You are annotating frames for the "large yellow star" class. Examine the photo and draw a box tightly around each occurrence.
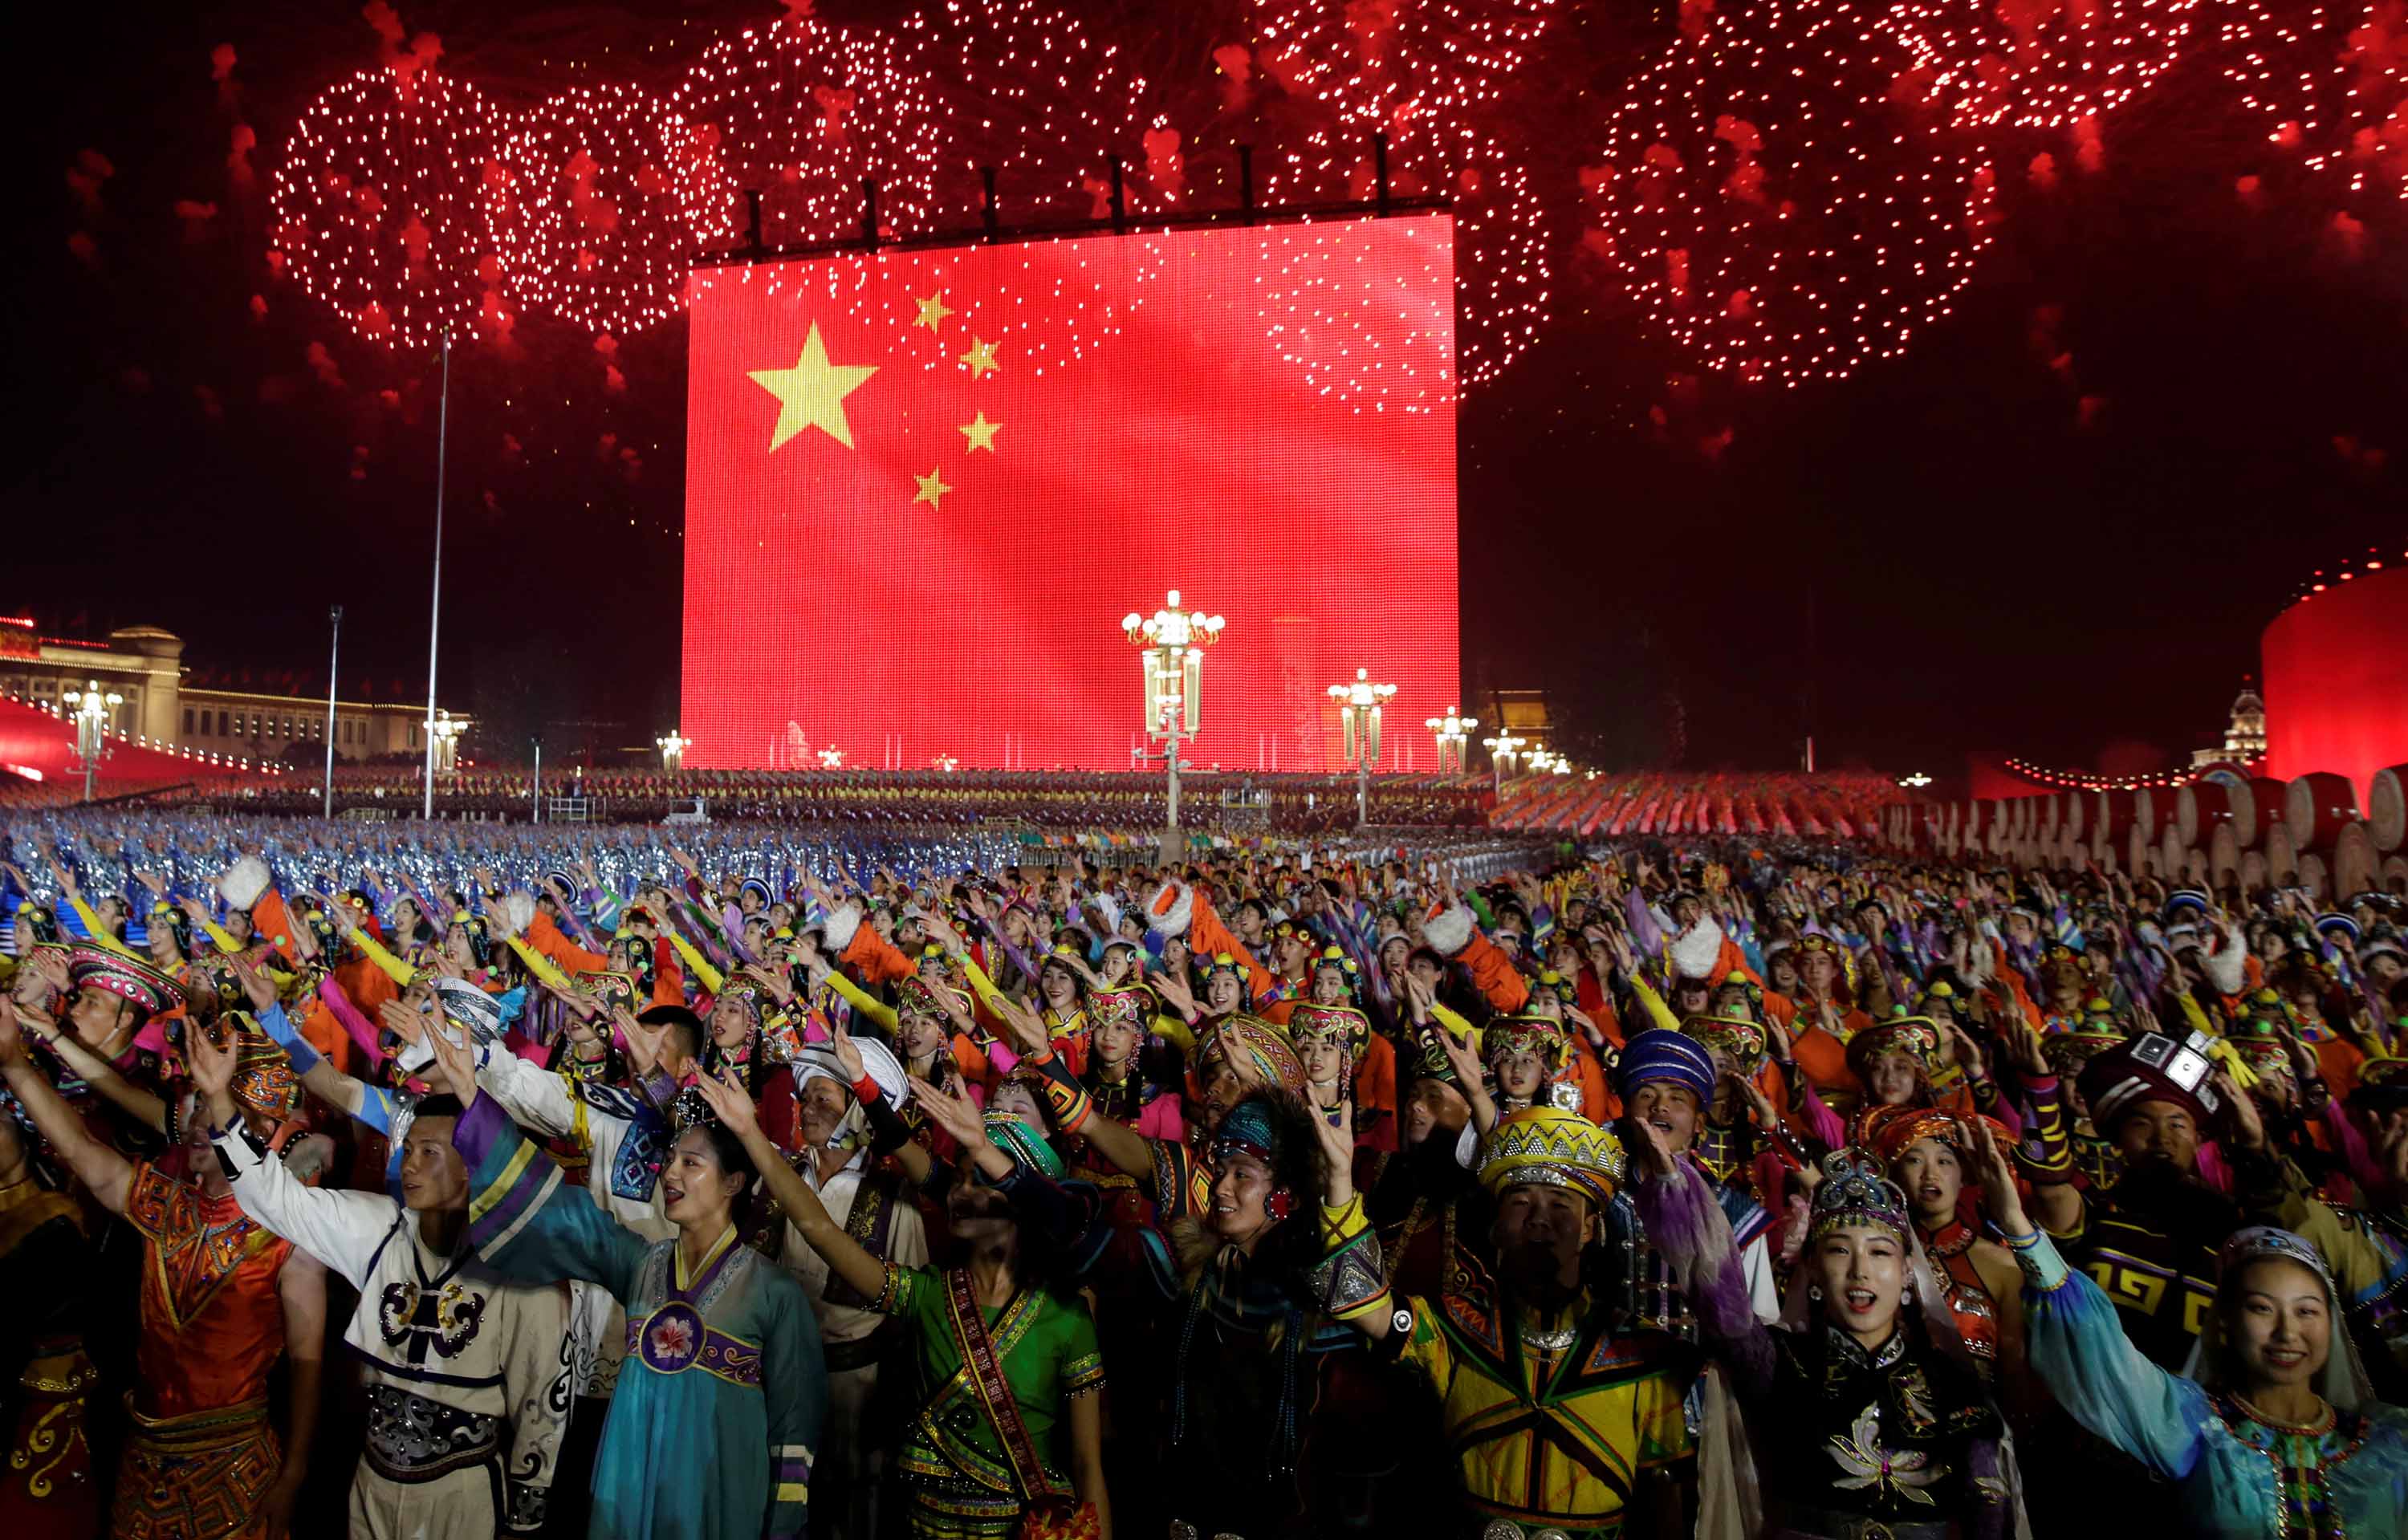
[912,467,953,509]
[958,335,1000,379]
[959,411,1002,453]
[913,291,954,332]
[748,323,877,451]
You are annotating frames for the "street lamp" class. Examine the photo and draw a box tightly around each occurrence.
[1898,772,1932,788]
[657,731,691,773]
[818,747,846,769]
[932,754,960,773]
[1426,706,1478,775]
[429,709,463,777]
[1121,590,1224,833]
[1327,668,1396,826]
[1481,732,1527,792]
[62,680,120,803]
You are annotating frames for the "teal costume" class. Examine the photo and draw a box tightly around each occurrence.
[2019,1228,2408,1539]
[453,1096,827,1540]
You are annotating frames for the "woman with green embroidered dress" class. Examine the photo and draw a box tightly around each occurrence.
[691,1067,1110,1540]
[1968,1119,2408,1539]
[423,1018,827,1540]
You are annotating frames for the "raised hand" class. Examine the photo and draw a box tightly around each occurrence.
[232,953,279,1014]
[691,1071,761,1143]
[1967,1119,2029,1234]
[909,1074,986,1147]
[423,1012,480,1107]
[1311,1097,1357,1205]
[828,1014,864,1085]
[185,1017,238,1102]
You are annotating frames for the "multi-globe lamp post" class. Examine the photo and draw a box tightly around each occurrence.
[63,680,121,803]
[1121,591,1224,835]
[657,731,690,773]
[429,709,464,778]
[1426,707,1478,775]
[1328,668,1396,827]
[1482,732,1527,793]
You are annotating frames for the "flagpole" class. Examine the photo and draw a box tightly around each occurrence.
[323,605,341,819]
[421,330,451,820]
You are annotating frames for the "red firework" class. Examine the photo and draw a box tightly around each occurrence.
[1884,0,2208,130]
[1259,120,1546,396]
[270,67,513,351]
[1249,0,1558,129]
[673,15,948,246]
[1591,0,1996,385]
[486,83,740,338]
[2223,0,2408,200]
[891,0,1154,225]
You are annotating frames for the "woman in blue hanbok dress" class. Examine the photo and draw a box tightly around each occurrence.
[430,1021,828,1540]
[1968,1121,2408,1539]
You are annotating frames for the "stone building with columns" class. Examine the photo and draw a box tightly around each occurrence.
[0,617,463,763]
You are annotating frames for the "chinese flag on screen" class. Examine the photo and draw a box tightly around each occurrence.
[681,214,1460,771]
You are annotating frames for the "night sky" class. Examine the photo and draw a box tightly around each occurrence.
[5,0,2400,776]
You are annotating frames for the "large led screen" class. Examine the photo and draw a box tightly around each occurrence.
[680,214,1459,771]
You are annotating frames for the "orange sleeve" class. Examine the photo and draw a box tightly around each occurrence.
[525,910,609,977]
[840,920,915,987]
[1351,1033,1397,1124]
[251,888,299,965]
[1456,930,1531,1014]
[1572,1040,1617,1122]
[1714,937,1763,990]
[651,936,683,1010]
[295,998,352,1078]
[1189,892,1272,996]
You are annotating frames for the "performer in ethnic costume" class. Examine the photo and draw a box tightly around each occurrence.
[712,1069,1108,1539]
[2,1000,328,1540]
[1978,1118,2408,1538]
[752,1034,927,1540]
[1616,1028,1783,1321]
[1633,1133,2023,1540]
[1858,1103,2027,1397]
[434,1021,826,1540]
[193,1016,571,1538]
[1335,1106,1702,1540]
[0,1091,98,1538]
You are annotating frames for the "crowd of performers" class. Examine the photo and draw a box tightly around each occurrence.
[2,812,2406,1540]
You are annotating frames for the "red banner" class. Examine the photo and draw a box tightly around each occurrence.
[679,215,1460,771]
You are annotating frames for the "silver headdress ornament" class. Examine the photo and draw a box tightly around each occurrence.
[1807,1147,1912,1245]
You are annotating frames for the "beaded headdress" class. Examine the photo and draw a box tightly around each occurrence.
[1681,1013,1768,1075]
[1476,1107,1626,1207]
[983,1109,1065,1180]
[1287,1002,1370,1058]
[1806,1148,1912,1245]
[1482,1012,1569,1070]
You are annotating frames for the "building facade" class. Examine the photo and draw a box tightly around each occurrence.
[0,620,462,763]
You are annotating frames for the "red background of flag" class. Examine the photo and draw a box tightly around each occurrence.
[679,214,1460,771]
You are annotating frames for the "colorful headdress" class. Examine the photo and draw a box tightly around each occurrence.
[1482,1012,1569,1071]
[2077,1030,2223,1133]
[1614,1027,1718,1104]
[1200,952,1251,985]
[896,975,969,1023]
[1680,1013,1768,1075]
[1475,1107,1626,1207]
[1085,985,1150,1036]
[2227,994,2294,1071]
[431,977,504,1046]
[1532,968,1580,1008]
[67,945,185,1018]
[982,1110,1065,1180]
[1845,1014,1943,1081]
[218,1017,304,1124]
[1287,1002,1371,1061]
[2043,1013,2129,1079]
[1857,1103,2010,1166]
[2349,1054,2408,1114]
[1208,1095,1287,1171]
[1806,1148,1912,1245]
[1198,1014,1305,1093]
[1311,945,1358,983]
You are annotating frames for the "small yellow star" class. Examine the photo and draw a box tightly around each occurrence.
[959,411,1002,453]
[912,467,953,509]
[913,292,954,333]
[747,323,877,451]
[958,335,1000,379]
